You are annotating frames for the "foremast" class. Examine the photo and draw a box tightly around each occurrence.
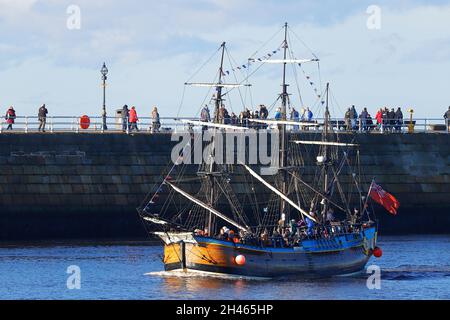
[280,22,289,220]
[206,42,227,235]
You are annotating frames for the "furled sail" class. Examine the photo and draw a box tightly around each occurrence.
[185,82,250,88]
[248,119,320,127]
[259,59,319,64]
[180,119,249,131]
[143,216,169,225]
[293,141,359,147]
[242,164,318,222]
[165,181,249,232]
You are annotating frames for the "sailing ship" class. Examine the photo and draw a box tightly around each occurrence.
[139,23,381,278]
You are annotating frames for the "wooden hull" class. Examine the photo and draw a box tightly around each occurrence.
[158,227,377,278]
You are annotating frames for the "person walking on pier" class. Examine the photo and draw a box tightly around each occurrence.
[5,106,16,131]
[38,104,48,132]
[121,105,129,132]
[151,106,161,133]
[444,106,450,132]
[350,105,358,130]
[344,108,351,131]
[128,106,139,132]
[359,108,369,132]
[395,107,404,133]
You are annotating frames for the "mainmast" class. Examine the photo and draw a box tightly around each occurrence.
[322,83,331,221]
[280,23,289,219]
[207,42,226,235]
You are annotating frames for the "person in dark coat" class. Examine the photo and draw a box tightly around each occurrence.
[395,107,404,133]
[444,106,450,132]
[5,106,16,131]
[38,104,48,132]
[121,105,129,132]
[388,108,396,132]
[359,108,369,132]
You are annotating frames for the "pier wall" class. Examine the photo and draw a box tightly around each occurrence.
[0,132,449,241]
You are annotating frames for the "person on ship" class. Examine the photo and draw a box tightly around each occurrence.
[274,107,282,121]
[259,104,269,120]
[230,112,238,125]
[306,212,316,238]
[306,107,314,122]
[326,208,335,224]
[5,106,16,131]
[291,108,300,131]
[128,106,139,132]
[200,105,211,123]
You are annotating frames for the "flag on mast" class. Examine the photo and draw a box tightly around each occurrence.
[369,181,400,215]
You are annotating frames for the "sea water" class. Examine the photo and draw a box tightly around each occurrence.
[0,235,449,300]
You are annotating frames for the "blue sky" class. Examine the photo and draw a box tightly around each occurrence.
[0,0,449,119]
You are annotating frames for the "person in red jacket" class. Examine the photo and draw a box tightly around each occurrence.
[128,106,139,132]
[375,108,383,131]
[5,106,16,131]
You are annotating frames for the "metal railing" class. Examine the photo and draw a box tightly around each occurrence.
[0,116,449,134]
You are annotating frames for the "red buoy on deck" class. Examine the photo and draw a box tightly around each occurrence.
[373,247,383,258]
[80,115,90,130]
[235,255,246,266]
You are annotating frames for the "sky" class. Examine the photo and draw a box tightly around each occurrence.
[0,0,449,119]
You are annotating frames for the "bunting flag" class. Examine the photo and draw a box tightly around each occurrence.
[369,181,400,215]
[298,62,325,105]
[222,47,283,77]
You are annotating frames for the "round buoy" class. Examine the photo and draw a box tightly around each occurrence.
[235,255,246,266]
[80,115,90,130]
[373,247,383,258]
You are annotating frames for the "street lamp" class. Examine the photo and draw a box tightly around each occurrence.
[101,62,109,131]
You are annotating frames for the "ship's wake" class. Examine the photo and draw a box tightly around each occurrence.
[380,265,450,281]
[145,270,270,281]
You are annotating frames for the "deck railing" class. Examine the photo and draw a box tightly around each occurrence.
[0,116,449,134]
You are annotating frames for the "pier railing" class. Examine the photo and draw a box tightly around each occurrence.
[0,116,449,134]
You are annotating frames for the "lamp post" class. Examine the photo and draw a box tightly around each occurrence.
[101,62,109,131]
[407,108,414,134]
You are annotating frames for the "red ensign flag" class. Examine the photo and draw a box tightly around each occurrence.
[369,182,400,215]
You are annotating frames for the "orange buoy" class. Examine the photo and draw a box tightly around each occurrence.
[80,115,90,130]
[373,247,383,258]
[235,255,246,266]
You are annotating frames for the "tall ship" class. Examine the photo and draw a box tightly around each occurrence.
[139,23,386,278]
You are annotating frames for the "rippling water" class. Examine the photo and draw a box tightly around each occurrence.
[0,236,449,300]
